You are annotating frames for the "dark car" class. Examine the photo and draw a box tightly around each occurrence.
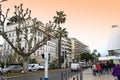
[8,65,23,73]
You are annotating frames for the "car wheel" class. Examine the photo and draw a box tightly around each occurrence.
[7,70,11,74]
[0,71,3,75]
[29,69,32,72]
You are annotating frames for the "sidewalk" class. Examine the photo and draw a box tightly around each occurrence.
[69,68,116,80]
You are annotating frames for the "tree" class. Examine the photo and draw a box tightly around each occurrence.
[7,15,24,25]
[80,52,94,62]
[92,49,98,62]
[97,53,101,57]
[0,4,56,72]
[53,11,67,68]
[53,11,66,27]
[6,53,23,65]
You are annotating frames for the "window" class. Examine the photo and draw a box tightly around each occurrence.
[8,45,9,49]
[12,32,14,37]
[37,51,39,56]
[9,33,11,37]
[12,38,14,42]
[25,42,27,48]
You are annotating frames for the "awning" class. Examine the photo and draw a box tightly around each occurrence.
[98,56,120,61]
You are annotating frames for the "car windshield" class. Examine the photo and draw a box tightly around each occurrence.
[8,65,21,68]
[28,64,33,67]
[8,66,15,68]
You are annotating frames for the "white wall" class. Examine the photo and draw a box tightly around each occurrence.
[108,26,120,50]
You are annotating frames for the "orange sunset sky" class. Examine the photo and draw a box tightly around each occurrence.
[0,0,120,56]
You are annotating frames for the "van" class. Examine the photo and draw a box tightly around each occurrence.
[70,63,80,72]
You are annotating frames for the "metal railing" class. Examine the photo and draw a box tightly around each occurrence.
[61,68,83,80]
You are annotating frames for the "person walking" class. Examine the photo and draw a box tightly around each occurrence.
[92,63,97,76]
[96,63,102,76]
[112,64,120,80]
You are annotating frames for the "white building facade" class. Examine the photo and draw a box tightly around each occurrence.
[71,38,90,62]
[108,25,120,56]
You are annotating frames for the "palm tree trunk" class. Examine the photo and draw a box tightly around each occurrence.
[58,35,61,69]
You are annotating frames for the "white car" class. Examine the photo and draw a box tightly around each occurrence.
[28,64,40,72]
[2,67,10,74]
[38,64,45,70]
[0,67,3,74]
[0,67,10,74]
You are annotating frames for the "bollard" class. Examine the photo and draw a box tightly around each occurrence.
[61,71,63,80]
[67,70,69,79]
[73,77,75,80]
[65,71,67,80]
[40,77,42,80]
[79,69,83,80]
[77,74,78,80]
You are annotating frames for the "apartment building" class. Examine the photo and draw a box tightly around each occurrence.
[61,38,72,66]
[71,38,89,62]
[2,20,57,63]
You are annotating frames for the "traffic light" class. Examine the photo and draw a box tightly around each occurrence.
[48,53,50,61]
[41,53,44,59]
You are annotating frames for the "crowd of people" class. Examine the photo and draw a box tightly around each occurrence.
[91,61,120,80]
[92,61,115,76]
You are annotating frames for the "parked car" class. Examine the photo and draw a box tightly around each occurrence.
[0,67,10,74]
[2,67,10,74]
[79,62,90,69]
[38,64,45,70]
[0,67,3,75]
[8,65,23,73]
[28,64,40,72]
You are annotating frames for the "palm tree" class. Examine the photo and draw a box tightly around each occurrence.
[53,11,67,68]
[92,49,98,62]
[53,11,66,27]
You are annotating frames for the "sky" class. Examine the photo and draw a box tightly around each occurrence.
[1,0,120,56]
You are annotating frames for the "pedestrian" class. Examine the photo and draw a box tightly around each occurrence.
[92,63,97,76]
[112,64,120,80]
[96,63,102,76]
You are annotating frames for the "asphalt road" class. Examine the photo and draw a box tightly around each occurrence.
[5,69,78,80]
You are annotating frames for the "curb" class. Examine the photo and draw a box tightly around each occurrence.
[5,68,69,79]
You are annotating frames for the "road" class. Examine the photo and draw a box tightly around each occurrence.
[6,69,78,80]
